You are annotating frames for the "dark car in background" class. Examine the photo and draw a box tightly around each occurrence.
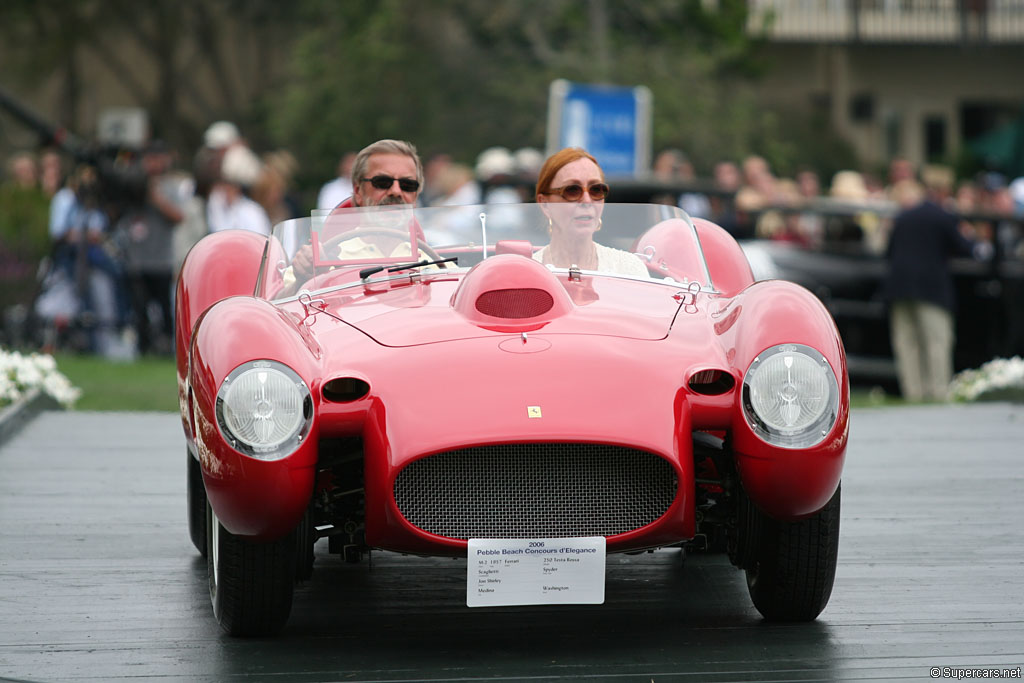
[604,180,1024,392]
[741,236,1023,389]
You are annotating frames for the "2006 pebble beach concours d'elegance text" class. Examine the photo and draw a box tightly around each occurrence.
[175,202,848,635]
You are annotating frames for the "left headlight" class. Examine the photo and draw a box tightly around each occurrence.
[216,360,312,460]
[741,343,839,449]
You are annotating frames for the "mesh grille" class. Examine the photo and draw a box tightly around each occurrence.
[475,288,554,319]
[393,443,678,539]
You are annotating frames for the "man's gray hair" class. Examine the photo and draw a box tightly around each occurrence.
[351,139,424,188]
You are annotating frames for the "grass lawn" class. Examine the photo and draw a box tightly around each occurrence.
[55,353,178,412]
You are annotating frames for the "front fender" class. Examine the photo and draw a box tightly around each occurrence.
[189,296,321,540]
[175,230,268,446]
[718,279,849,520]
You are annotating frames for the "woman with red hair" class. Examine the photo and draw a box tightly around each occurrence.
[534,148,647,276]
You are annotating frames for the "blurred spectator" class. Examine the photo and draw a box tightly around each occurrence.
[116,141,188,355]
[475,146,519,204]
[317,151,356,211]
[48,166,102,280]
[39,164,125,356]
[980,171,1007,195]
[863,171,886,199]
[829,169,869,203]
[432,162,481,207]
[1006,176,1024,260]
[735,155,778,212]
[652,148,711,219]
[826,169,883,250]
[774,177,801,205]
[256,151,307,260]
[652,148,684,181]
[754,209,809,247]
[511,147,543,201]
[710,160,742,235]
[1005,175,1024,354]
[796,167,821,200]
[881,164,979,402]
[954,179,980,214]
[795,167,826,247]
[890,178,924,210]
[254,150,302,226]
[207,144,271,235]
[988,182,1022,261]
[203,120,241,150]
[39,149,64,198]
[170,124,240,276]
[0,152,51,336]
[420,152,453,207]
[1011,176,1024,217]
[172,145,218,277]
[885,157,915,200]
[7,152,38,187]
[651,147,685,206]
[953,179,991,256]
[752,177,802,245]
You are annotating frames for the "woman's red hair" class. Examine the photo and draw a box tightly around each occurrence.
[535,148,604,201]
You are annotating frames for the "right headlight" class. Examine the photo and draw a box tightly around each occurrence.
[215,360,312,460]
[742,343,839,449]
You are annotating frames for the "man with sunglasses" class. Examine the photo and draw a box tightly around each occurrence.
[289,139,424,281]
[349,139,424,208]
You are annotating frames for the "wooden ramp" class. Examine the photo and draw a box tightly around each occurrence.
[1,405,1023,682]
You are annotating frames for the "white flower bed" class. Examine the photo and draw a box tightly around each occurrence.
[0,348,81,409]
[949,356,1024,403]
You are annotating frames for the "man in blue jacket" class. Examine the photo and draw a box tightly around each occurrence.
[882,166,979,402]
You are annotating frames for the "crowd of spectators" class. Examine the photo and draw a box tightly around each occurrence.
[0,121,305,358]
[649,148,1024,261]
[1,131,1023,360]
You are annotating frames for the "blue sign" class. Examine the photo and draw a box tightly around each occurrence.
[547,80,652,177]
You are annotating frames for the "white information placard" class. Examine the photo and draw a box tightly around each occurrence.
[467,537,606,607]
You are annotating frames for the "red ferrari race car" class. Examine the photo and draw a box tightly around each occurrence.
[175,201,848,636]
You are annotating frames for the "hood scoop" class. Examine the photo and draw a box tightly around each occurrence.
[475,287,555,319]
[317,253,680,347]
[453,255,574,331]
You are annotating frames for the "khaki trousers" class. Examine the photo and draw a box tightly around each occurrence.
[889,300,955,401]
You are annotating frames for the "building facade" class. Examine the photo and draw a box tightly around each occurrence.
[748,0,1024,172]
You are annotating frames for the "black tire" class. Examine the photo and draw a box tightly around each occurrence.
[294,507,315,581]
[187,449,207,557]
[744,484,841,622]
[207,503,296,636]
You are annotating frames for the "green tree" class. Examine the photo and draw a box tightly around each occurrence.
[0,0,299,151]
[271,0,807,182]
[1,0,857,192]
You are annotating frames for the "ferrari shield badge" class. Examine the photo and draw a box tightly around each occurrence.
[527,406,542,418]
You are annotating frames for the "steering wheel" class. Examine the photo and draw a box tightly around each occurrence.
[321,227,442,263]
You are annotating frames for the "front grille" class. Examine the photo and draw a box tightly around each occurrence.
[393,443,678,539]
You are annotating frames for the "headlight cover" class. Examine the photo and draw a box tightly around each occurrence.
[742,343,839,449]
[215,360,312,460]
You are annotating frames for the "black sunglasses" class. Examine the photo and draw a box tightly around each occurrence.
[362,175,421,193]
[545,182,609,202]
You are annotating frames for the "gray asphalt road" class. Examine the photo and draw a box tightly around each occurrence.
[1,405,1023,682]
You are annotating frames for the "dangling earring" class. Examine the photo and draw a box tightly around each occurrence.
[596,218,602,232]
[547,216,553,234]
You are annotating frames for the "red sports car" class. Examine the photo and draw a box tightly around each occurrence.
[176,202,848,635]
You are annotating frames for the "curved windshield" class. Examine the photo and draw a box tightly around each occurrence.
[257,203,713,301]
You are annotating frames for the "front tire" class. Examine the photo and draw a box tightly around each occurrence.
[744,484,841,622]
[187,449,207,557]
[207,503,297,636]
